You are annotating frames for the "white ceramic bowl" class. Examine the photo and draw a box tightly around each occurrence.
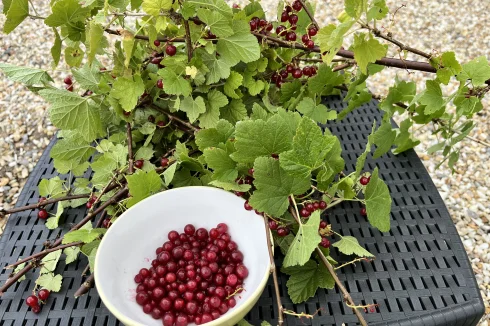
[94,186,271,326]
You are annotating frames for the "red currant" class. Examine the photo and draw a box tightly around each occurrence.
[360,176,370,185]
[319,201,327,209]
[286,31,297,41]
[154,40,161,47]
[308,26,318,36]
[292,68,303,78]
[249,20,257,31]
[165,44,177,56]
[360,207,367,216]
[285,5,293,13]
[320,237,331,248]
[313,201,320,210]
[38,197,47,203]
[276,25,287,36]
[31,305,41,314]
[292,0,302,11]
[63,76,72,85]
[289,14,299,25]
[277,227,290,237]
[301,34,310,43]
[65,84,74,92]
[319,220,328,229]
[300,208,311,218]
[305,203,315,212]
[161,157,169,167]
[303,66,312,76]
[244,200,253,211]
[280,11,289,22]
[157,79,163,89]
[86,202,92,209]
[26,295,38,308]
[268,219,278,230]
[151,57,161,64]
[134,159,144,169]
[38,209,48,220]
[306,40,315,49]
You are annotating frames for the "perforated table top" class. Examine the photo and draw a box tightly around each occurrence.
[0,95,484,326]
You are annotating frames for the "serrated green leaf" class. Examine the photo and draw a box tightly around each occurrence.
[220,99,247,124]
[0,63,53,85]
[352,33,387,74]
[307,64,344,96]
[51,28,62,67]
[40,250,62,274]
[3,0,28,34]
[364,168,391,232]
[126,169,162,207]
[111,75,145,112]
[436,52,462,85]
[186,0,232,18]
[39,176,66,198]
[223,71,242,98]
[208,180,251,192]
[180,96,206,123]
[90,155,117,188]
[158,68,192,96]
[45,202,65,230]
[36,273,63,292]
[142,0,172,15]
[13,262,26,282]
[370,120,396,158]
[172,168,203,187]
[333,235,374,257]
[345,0,367,19]
[216,31,260,65]
[39,89,103,142]
[280,117,336,179]
[72,63,101,91]
[134,146,154,161]
[63,246,80,264]
[204,147,237,182]
[282,259,334,303]
[251,103,270,120]
[420,80,444,115]
[296,97,336,124]
[62,227,106,245]
[162,163,178,185]
[317,20,355,64]
[201,50,231,84]
[195,120,234,150]
[87,22,104,65]
[454,95,483,117]
[64,46,84,67]
[367,0,388,21]
[338,90,372,120]
[392,119,420,154]
[197,8,233,37]
[198,105,220,128]
[45,0,89,27]
[283,211,321,267]
[380,80,416,115]
[249,157,310,216]
[457,56,490,86]
[122,30,135,68]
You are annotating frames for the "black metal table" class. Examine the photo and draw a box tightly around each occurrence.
[0,96,484,326]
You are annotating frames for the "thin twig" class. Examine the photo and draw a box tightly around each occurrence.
[332,63,352,72]
[334,257,372,271]
[149,104,200,132]
[105,28,186,43]
[297,0,319,30]
[263,216,284,325]
[183,20,193,62]
[127,122,134,174]
[5,242,83,269]
[74,274,94,298]
[0,194,90,217]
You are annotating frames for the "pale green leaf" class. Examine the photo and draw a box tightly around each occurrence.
[158,68,192,96]
[197,8,233,37]
[180,96,206,123]
[162,163,178,185]
[186,0,232,18]
[51,27,62,67]
[142,0,172,16]
[122,30,135,68]
[62,228,106,244]
[296,97,336,124]
[126,169,162,207]
[64,46,84,67]
[208,180,251,192]
[352,33,387,74]
[45,202,65,230]
[111,75,145,112]
[420,80,444,115]
[367,0,388,21]
[283,211,322,267]
[345,0,367,19]
[195,120,234,150]
[3,0,28,34]
[200,50,231,84]
[307,64,344,95]
[364,168,391,232]
[36,273,63,292]
[216,31,260,65]
[64,246,80,264]
[204,147,237,182]
[39,176,66,198]
[223,71,242,98]
[40,250,62,274]
[0,63,53,85]
[87,22,104,65]
[134,145,154,161]
[45,0,89,27]
[457,56,490,86]
[436,52,462,85]
[317,20,355,64]
[333,235,374,257]
[370,120,396,158]
[13,262,26,282]
[72,63,101,91]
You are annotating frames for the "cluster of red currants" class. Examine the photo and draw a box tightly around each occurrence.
[249,16,273,34]
[151,40,177,89]
[359,176,370,216]
[270,63,317,87]
[299,200,327,218]
[134,223,248,326]
[25,289,50,314]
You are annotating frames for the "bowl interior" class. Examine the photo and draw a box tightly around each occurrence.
[95,186,271,326]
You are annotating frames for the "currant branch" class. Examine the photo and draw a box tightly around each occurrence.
[0,194,90,218]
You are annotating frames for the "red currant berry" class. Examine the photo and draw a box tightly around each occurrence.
[165,44,177,56]
[286,31,297,41]
[248,168,254,176]
[249,20,257,31]
[320,237,331,248]
[276,25,287,36]
[244,200,253,211]
[301,34,310,43]
[360,207,367,216]
[232,3,240,9]
[65,84,74,92]
[305,203,315,212]
[38,197,47,203]
[63,76,72,85]
[319,200,327,209]
[292,0,302,11]
[285,5,293,13]
[157,120,165,128]
[38,289,50,301]
[184,224,195,235]
[280,11,289,22]
[31,305,41,314]
[147,115,155,123]
[313,201,320,210]
[303,66,312,76]
[134,159,144,169]
[275,79,283,88]
[236,264,249,279]
[157,79,163,89]
[277,227,289,237]
[280,70,289,79]
[123,111,131,117]
[86,202,92,209]
[289,14,299,25]
[268,219,278,230]
[217,223,228,234]
[266,23,273,31]
[154,40,161,47]
[160,157,169,168]
[360,176,370,185]
[286,65,294,73]
[38,209,48,220]
[300,208,311,218]
[151,57,161,64]
[306,39,315,49]
[136,292,149,305]
[308,26,318,36]
[26,295,38,308]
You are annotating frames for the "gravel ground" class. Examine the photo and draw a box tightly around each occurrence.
[1,0,489,322]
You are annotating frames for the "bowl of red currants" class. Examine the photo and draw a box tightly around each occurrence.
[94,186,271,326]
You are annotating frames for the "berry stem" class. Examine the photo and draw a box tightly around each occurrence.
[334,257,373,271]
[263,215,284,326]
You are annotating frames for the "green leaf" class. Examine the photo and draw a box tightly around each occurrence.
[91,155,117,187]
[317,20,355,64]
[72,63,101,91]
[39,89,103,142]
[251,103,271,121]
[296,97,336,124]
[208,180,251,192]
[0,63,53,85]
[126,169,162,207]
[436,52,462,85]
[220,99,247,124]
[45,202,65,230]
[345,0,367,19]
[283,211,322,267]
[122,30,135,68]
[216,31,260,65]
[201,50,232,84]
[196,120,234,150]
[180,96,206,123]
[249,157,310,216]
[392,119,420,154]
[333,235,374,257]
[62,228,106,244]
[370,120,396,158]
[197,8,233,37]
[39,176,65,198]
[64,246,80,264]
[64,46,84,67]
[186,0,232,18]
[45,0,89,27]
[87,22,105,65]
[364,168,391,232]
[204,147,237,182]
[280,117,336,179]
[316,137,345,189]
[111,75,145,112]
[454,95,483,117]
[352,33,387,74]
[307,64,344,95]
[158,68,192,96]
[134,145,154,161]
[36,273,63,292]
[380,80,416,114]
[51,28,62,67]
[367,0,388,21]
[162,163,178,185]
[142,0,172,15]
[13,262,26,282]
[273,232,295,255]
[232,112,298,163]
[236,320,254,326]
[223,71,242,98]
[457,56,490,86]
[420,80,444,115]
[3,0,28,34]
[40,251,62,274]
[282,259,334,303]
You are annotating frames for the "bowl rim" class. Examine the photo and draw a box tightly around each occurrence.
[94,186,272,326]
